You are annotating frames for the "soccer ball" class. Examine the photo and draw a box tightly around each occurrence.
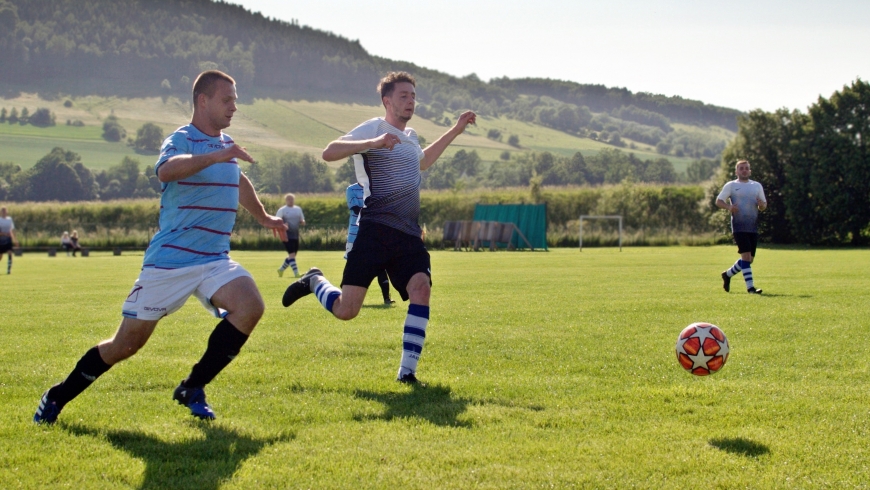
[675,323,730,376]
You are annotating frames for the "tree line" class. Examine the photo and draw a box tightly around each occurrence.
[711,79,870,245]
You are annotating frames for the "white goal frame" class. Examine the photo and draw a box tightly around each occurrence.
[579,215,623,252]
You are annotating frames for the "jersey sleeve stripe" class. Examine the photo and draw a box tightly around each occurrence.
[160,244,228,256]
[178,182,240,188]
[177,205,238,213]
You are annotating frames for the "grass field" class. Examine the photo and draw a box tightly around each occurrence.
[1,94,717,173]
[1,246,868,488]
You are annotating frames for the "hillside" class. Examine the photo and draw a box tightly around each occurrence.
[0,0,741,134]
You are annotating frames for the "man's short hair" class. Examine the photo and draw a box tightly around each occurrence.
[284,193,295,200]
[377,72,416,99]
[192,70,236,106]
[735,159,750,167]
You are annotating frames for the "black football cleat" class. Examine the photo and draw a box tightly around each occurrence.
[282,267,323,307]
[747,287,763,294]
[721,271,731,292]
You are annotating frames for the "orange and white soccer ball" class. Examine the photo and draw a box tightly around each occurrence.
[676,323,730,376]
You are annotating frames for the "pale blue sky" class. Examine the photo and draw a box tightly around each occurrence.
[229,0,870,112]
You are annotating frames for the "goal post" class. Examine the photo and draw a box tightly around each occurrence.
[579,215,622,251]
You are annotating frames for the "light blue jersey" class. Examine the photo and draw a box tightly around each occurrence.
[344,183,365,258]
[143,124,240,269]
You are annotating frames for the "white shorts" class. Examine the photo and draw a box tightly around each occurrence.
[122,259,252,321]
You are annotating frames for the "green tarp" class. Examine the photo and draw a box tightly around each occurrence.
[473,203,548,250]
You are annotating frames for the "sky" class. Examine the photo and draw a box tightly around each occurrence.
[229,0,870,112]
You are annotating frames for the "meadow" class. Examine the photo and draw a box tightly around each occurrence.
[1,246,868,488]
[0,94,703,172]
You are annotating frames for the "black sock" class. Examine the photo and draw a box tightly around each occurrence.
[7,254,11,273]
[47,346,112,408]
[377,270,391,302]
[182,318,249,389]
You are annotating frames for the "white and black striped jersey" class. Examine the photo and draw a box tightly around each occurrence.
[341,117,425,237]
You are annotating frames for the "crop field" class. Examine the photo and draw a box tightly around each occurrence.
[1,246,868,488]
[1,94,709,173]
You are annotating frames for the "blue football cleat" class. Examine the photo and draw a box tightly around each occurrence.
[34,391,61,424]
[173,383,216,420]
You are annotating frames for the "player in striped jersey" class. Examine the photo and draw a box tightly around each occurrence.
[34,70,287,424]
[282,71,476,385]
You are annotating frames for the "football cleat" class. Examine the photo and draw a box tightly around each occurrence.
[277,268,284,278]
[397,372,425,387]
[747,287,763,294]
[33,391,61,424]
[282,267,322,307]
[173,383,216,420]
[384,299,396,305]
[721,271,731,292]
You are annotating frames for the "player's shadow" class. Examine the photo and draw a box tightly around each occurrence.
[709,437,770,458]
[352,383,474,427]
[65,422,293,490]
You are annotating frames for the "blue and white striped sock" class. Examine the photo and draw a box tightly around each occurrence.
[398,304,429,378]
[279,257,291,270]
[726,260,742,277]
[740,260,754,289]
[6,254,11,274]
[289,258,298,276]
[313,277,341,312]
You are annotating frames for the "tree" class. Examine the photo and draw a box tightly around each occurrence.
[133,123,164,153]
[507,134,520,147]
[487,128,502,141]
[334,157,357,187]
[7,107,18,124]
[102,114,126,142]
[18,107,28,124]
[0,107,6,122]
[11,147,92,201]
[718,109,805,243]
[98,156,143,199]
[256,152,333,193]
[28,107,55,127]
[799,79,870,244]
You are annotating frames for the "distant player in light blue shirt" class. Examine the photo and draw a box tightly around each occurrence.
[717,159,767,294]
[34,70,288,425]
[345,183,393,304]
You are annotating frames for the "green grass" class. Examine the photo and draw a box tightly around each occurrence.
[2,247,869,487]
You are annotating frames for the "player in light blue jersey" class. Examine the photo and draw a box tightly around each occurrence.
[283,71,476,385]
[716,160,767,294]
[34,71,287,424]
[345,183,393,305]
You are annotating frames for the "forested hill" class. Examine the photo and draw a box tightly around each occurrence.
[0,0,741,130]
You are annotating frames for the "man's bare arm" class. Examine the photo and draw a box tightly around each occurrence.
[322,134,402,162]
[238,173,287,241]
[157,144,254,183]
[421,111,476,170]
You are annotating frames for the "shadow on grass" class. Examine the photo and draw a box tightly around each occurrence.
[709,437,770,458]
[753,293,812,298]
[65,422,293,490]
[353,383,474,427]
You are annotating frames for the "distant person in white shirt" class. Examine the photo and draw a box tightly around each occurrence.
[0,206,18,274]
[276,193,306,277]
[716,160,767,294]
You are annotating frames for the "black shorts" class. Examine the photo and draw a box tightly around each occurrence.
[0,236,12,254]
[733,232,758,256]
[342,222,430,301]
[282,238,300,255]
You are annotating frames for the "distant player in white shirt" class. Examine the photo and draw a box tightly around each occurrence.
[716,160,767,294]
[0,206,18,274]
[276,193,306,277]
[34,70,287,424]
